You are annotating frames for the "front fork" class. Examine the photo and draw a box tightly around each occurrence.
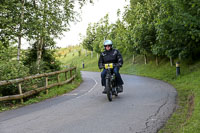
[105,74,111,88]
[106,72,116,93]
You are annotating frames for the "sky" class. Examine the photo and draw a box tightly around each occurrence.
[55,0,129,48]
[22,0,129,49]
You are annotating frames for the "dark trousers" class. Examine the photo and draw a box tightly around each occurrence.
[101,67,124,86]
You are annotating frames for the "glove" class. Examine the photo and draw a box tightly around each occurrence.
[99,64,104,69]
[116,63,122,67]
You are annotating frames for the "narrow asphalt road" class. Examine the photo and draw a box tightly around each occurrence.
[0,71,177,133]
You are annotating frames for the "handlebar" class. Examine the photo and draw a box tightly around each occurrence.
[99,63,122,69]
[103,63,121,69]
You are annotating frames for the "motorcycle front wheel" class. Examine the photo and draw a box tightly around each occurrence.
[106,78,112,102]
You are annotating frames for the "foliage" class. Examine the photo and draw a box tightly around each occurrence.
[0,0,92,46]
[0,44,29,96]
[0,0,92,95]
[0,61,29,96]
[24,42,61,74]
[108,20,130,54]
[82,14,111,53]
[81,0,200,63]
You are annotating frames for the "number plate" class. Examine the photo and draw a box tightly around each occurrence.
[105,63,113,69]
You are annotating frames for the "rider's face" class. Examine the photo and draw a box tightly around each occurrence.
[105,45,111,51]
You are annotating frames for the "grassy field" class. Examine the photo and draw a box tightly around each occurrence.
[57,46,200,133]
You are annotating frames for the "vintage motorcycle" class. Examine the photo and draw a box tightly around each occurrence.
[104,63,119,102]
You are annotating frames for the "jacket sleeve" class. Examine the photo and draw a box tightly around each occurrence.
[98,53,104,69]
[117,50,123,67]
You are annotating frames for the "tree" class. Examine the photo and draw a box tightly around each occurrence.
[125,0,158,64]
[1,0,93,73]
[0,0,19,47]
[24,39,61,74]
[82,14,112,54]
[154,0,200,64]
[82,23,96,51]
[24,0,92,73]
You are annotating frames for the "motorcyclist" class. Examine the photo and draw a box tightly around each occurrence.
[98,40,124,94]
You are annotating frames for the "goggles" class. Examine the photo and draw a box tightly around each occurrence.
[105,45,112,47]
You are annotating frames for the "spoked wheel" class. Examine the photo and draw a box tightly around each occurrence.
[106,79,112,102]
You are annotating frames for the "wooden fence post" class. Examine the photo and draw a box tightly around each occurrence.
[65,72,68,80]
[57,74,60,83]
[70,69,73,83]
[45,77,48,94]
[70,70,72,78]
[18,83,23,104]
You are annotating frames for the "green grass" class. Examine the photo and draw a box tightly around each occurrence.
[57,47,200,133]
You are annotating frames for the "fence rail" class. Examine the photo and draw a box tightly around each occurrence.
[0,67,76,103]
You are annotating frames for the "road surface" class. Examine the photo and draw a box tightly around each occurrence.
[0,71,177,133]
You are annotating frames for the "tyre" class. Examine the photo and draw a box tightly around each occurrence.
[107,89,112,101]
[106,78,112,101]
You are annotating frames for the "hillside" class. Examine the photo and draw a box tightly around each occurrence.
[56,46,200,133]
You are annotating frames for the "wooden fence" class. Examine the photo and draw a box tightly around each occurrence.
[0,67,76,103]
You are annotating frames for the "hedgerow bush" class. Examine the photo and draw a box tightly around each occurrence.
[0,42,29,96]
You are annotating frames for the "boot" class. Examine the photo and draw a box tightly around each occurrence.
[102,87,107,94]
[117,85,123,93]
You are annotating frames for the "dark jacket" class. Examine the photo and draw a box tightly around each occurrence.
[98,48,123,69]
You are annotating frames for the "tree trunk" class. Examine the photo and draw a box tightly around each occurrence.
[85,49,87,56]
[17,0,25,61]
[17,36,22,61]
[91,51,93,58]
[78,50,81,56]
[36,37,43,73]
[144,54,147,64]
[170,57,173,66]
[156,56,159,66]
[132,54,135,64]
[36,1,46,73]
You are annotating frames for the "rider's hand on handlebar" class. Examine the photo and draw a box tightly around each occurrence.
[115,63,122,67]
[99,64,104,69]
